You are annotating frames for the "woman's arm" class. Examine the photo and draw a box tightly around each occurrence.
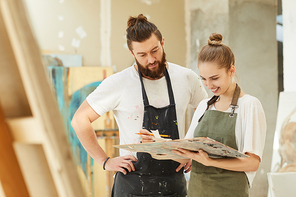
[173,149,260,172]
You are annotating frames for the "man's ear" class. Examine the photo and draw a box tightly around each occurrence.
[129,49,134,56]
[161,37,165,47]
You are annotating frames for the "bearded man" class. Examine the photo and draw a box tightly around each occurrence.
[71,14,208,197]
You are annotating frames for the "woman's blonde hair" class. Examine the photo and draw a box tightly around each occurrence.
[198,33,235,71]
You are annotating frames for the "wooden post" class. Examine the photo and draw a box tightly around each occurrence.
[0,0,85,196]
[0,105,30,197]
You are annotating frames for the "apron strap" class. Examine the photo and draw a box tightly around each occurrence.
[229,83,240,117]
[198,96,219,122]
[230,83,240,106]
[138,68,150,106]
[164,67,175,105]
[138,66,175,106]
[198,83,241,122]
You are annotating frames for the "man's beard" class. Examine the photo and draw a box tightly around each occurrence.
[136,51,167,79]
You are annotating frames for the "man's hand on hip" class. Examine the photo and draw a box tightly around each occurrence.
[104,155,137,175]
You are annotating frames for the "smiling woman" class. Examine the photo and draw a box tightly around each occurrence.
[174,33,267,197]
[198,33,238,111]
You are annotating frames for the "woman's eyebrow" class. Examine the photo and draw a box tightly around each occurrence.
[200,74,219,79]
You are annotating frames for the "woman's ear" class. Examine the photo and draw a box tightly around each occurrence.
[230,65,235,76]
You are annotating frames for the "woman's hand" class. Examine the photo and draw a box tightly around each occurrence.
[138,129,155,143]
[172,148,211,166]
[175,159,192,173]
[173,149,261,172]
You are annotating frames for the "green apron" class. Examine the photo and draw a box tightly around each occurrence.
[188,84,249,197]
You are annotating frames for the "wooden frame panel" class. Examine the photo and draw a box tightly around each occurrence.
[0,0,85,196]
[0,106,30,197]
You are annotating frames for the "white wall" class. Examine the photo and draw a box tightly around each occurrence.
[283,0,296,92]
[24,0,187,72]
[24,0,101,67]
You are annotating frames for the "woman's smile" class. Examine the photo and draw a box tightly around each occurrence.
[211,87,219,93]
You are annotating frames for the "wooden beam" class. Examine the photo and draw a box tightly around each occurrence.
[0,0,85,196]
[0,0,31,118]
[13,143,59,197]
[6,117,43,143]
[0,180,5,197]
[0,105,30,197]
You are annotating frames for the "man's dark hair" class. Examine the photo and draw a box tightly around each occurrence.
[126,14,162,51]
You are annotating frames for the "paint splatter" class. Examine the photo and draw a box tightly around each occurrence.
[129,105,142,121]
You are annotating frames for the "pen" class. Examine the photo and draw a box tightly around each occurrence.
[135,133,170,137]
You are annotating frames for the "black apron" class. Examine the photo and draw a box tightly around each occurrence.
[111,67,187,197]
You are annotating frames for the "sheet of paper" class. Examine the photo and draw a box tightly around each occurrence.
[151,130,171,142]
[58,15,64,21]
[58,44,65,51]
[75,26,87,39]
[58,31,64,38]
[71,38,80,48]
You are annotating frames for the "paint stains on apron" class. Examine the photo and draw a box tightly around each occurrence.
[111,67,187,197]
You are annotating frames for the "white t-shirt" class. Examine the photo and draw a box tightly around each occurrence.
[87,62,208,156]
[185,94,266,187]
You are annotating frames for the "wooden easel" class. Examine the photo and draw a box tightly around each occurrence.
[0,0,85,196]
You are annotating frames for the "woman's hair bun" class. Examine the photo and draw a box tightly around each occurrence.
[127,14,148,28]
[208,33,223,46]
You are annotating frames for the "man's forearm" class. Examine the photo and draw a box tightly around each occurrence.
[71,116,108,166]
